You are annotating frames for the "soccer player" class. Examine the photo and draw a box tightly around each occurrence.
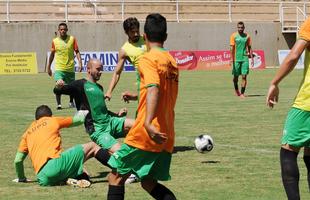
[230,21,253,98]
[105,17,146,101]
[53,59,135,155]
[47,22,83,110]
[106,13,178,200]
[13,105,108,187]
[266,17,310,200]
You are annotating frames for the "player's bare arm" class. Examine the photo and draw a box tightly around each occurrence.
[47,51,55,77]
[144,86,167,145]
[230,45,235,65]
[105,49,127,100]
[247,45,254,67]
[266,39,308,108]
[75,50,83,72]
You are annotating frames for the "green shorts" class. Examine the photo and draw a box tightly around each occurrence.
[281,107,310,148]
[232,61,249,76]
[90,116,126,149]
[54,70,75,84]
[36,144,84,186]
[108,144,172,181]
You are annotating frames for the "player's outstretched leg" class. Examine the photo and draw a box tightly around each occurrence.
[141,179,176,200]
[304,147,310,192]
[280,147,300,200]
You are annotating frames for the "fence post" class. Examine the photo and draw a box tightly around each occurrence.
[176,0,179,23]
[121,0,124,21]
[65,0,68,22]
[228,0,232,22]
[6,0,10,23]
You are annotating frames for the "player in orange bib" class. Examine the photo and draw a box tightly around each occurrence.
[107,13,178,200]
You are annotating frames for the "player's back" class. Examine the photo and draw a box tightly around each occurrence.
[125,47,179,153]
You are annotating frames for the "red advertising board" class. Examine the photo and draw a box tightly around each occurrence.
[169,50,265,70]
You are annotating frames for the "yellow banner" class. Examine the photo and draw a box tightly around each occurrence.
[0,52,38,74]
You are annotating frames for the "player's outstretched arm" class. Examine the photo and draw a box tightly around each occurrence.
[105,49,127,100]
[266,39,308,108]
[144,86,167,144]
[13,151,30,183]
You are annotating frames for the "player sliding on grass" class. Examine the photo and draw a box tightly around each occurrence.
[266,17,310,200]
[53,59,135,171]
[230,21,253,98]
[106,13,178,200]
[13,105,109,187]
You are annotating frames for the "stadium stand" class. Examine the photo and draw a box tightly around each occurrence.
[0,0,308,32]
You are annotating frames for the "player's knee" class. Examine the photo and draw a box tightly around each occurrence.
[141,179,157,192]
[108,172,126,185]
[109,143,121,154]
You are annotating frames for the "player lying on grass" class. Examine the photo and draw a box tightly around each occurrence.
[13,105,111,187]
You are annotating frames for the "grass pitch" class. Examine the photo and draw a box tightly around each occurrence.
[1,69,310,200]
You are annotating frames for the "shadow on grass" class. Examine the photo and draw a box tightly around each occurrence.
[201,160,220,164]
[246,94,265,97]
[89,171,109,184]
[90,171,109,179]
[173,146,195,154]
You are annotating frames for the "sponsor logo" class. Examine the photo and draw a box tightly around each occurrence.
[172,51,197,70]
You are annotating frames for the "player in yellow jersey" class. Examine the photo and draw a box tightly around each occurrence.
[266,17,310,200]
[106,13,178,200]
[105,17,146,101]
[47,23,83,110]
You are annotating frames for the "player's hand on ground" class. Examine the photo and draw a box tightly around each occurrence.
[121,91,137,103]
[12,178,31,183]
[266,84,279,108]
[118,108,127,117]
[55,79,65,88]
[145,124,167,144]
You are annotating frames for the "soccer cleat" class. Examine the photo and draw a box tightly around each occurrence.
[66,178,91,188]
[125,174,139,184]
[68,102,75,108]
[57,105,62,110]
[235,90,241,96]
[240,94,245,98]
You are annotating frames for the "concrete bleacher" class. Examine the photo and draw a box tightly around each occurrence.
[0,0,309,25]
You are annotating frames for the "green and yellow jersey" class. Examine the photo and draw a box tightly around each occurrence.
[51,35,79,72]
[293,17,310,111]
[121,36,146,68]
[230,32,251,62]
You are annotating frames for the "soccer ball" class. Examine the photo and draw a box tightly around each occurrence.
[194,134,214,153]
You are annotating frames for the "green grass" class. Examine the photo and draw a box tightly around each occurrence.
[1,69,310,200]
